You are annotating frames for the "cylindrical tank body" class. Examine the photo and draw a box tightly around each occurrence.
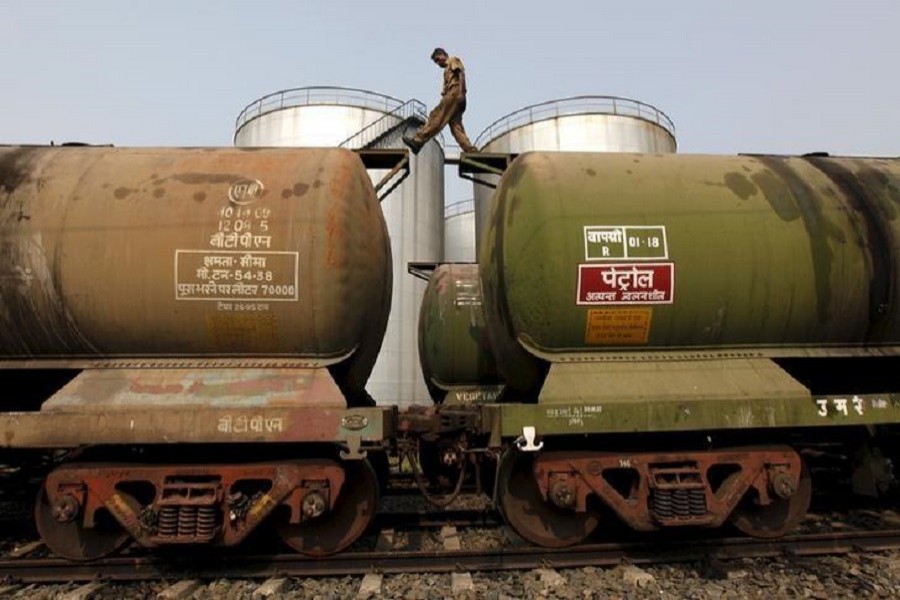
[418,264,500,402]
[480,152,900,395]
[0,146,391,406]
[234,87,443,407]
[443,199,476,262]
[473,96,677,255]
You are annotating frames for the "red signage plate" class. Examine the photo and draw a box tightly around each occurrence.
[577,263,674,305]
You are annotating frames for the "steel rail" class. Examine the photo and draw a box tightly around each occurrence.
[377,509,502,530]
[2,529,899,584]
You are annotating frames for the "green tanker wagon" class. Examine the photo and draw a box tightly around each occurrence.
[474,151,900,547]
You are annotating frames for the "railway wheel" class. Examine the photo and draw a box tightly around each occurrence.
[34,486,130,561]
[497,450,600,547]
[729,458,812,538]
[276,459,379,556]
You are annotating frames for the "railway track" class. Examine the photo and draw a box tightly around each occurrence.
[2,528,899,584]
[2,482,899,597]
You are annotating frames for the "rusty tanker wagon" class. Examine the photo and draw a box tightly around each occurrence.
[0,144,899,560]
[0,145,399,560]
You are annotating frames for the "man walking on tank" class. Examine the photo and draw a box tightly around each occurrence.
[403,47,478,155]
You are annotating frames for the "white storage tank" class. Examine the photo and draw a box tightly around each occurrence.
[234,86,443,407]
[472,96,677,253]
[443,199,476,263]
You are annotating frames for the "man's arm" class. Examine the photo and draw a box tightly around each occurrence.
[448,57,466,94]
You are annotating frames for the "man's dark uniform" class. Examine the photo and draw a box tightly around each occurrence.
[404,51,477,153]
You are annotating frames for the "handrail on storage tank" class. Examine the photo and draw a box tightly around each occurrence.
[234,86,407,132]
[339,99,428,149]
[444,198,475,218]
[474,96,676,148]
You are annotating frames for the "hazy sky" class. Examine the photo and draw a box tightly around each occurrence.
[3,1,897,158]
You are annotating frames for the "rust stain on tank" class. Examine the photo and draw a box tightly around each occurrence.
[751,171,800,221]
[504,155,529,227]
[724,172,758,200]
[193,191,206,202]
[153,188,165,199]
[208,314,277,351]
[326,205,341,267]
[325,164,354,268]
[756,156,836,323]
[280,183,310,198]
[803,156,895,335]
[434,267,450,294]
[856,165,900,219]
[585,168,597,177]
[0,147,40,194]
[114,187,137,199]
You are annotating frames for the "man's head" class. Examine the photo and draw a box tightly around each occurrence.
[431,47,448,67]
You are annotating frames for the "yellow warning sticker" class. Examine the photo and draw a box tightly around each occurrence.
[585,307,652,345]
